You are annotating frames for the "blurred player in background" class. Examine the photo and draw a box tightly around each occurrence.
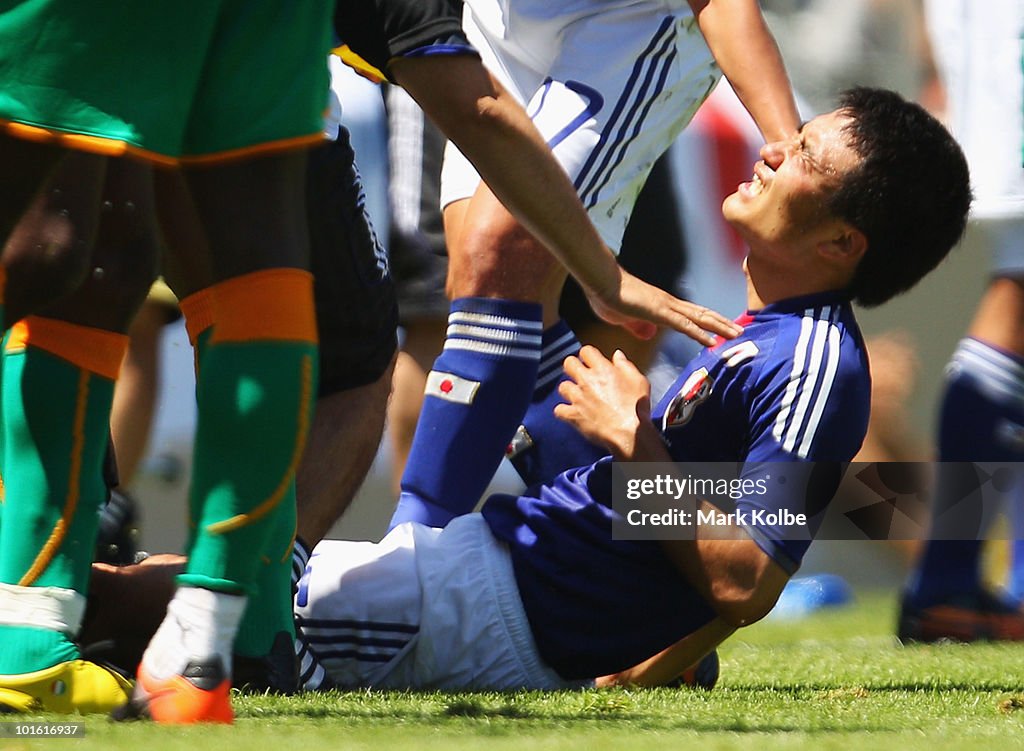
[380,84,452,496]
[900,0,1024,642]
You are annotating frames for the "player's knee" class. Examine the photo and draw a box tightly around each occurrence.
[448,223,560,300]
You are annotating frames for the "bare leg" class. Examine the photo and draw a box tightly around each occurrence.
[446,192,567,323]
[1,150,106,324]
[0,157,155,705]
[572,321,664,374]
[387,319,446,496]
[109,295,175,486]
[968,277,1024,356]
[296,354,396,545]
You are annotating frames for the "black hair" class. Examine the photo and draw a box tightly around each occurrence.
[830,87,971,307]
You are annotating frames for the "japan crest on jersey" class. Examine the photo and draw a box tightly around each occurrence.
[663,367,713,429]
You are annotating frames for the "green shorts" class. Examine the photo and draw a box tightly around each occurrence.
[0,1,331,163]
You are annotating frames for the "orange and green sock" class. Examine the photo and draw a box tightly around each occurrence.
[179,283,303,659]
[0,317,127,674]
[179,268,316,600]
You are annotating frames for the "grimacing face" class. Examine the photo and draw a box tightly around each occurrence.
[722,110,862,251]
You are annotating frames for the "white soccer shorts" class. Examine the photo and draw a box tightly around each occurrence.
[440,0,721,252]
[294,514,587,690]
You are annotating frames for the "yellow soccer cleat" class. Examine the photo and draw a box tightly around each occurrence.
[0,660,132,714]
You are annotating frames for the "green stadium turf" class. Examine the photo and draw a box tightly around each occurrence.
[8,590,1024,750]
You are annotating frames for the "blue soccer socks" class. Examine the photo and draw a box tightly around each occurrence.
[906,338,1024,609]
[390,298,542,529]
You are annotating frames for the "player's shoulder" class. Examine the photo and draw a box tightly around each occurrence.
[741,294,869,416]
[745,295,869,459]
[747,295,865,373]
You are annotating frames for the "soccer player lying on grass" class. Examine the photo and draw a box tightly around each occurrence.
[83,88,970,691]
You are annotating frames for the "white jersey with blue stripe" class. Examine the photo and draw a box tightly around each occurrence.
[482,291,870,679]
[440,0,720,251]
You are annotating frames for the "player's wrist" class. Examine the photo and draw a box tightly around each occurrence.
[607,411,649,461]
[579,251,625,304]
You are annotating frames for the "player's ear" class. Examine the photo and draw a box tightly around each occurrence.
[817,223,867,267]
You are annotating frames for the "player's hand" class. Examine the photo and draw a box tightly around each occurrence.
[583,266,742,346]
[554,346,652,458]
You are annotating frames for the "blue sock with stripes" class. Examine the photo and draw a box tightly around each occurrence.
[389,297,542,529]
[906,338,1024,608]
[507,321,607,487]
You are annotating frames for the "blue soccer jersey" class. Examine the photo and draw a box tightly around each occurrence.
[651,291,871,567]
[482,291,871,679]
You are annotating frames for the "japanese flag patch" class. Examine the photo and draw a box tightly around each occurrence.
[662,367,714,429]
[426,371,481,405]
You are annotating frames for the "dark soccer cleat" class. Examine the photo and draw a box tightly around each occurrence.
[113,657,232,724]
[667,649,719,690]
[897,589,1024,643]
[94,488,141,565]
[233,631,299,695]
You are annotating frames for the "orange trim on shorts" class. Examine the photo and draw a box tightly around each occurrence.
[18,370,90,586]
[209,269,317,345]
[5,317,128,381]
[179,289,215,347]
[0,119,178,167]
[205,354,314,536]
[177,133,326,167]
[1,119,323,168]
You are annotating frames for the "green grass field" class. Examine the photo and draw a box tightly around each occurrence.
[6,591,1024,750]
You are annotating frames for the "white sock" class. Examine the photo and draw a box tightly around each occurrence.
[140,586,247,681]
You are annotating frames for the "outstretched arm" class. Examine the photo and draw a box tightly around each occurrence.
[391,55,741,346]
[597,618,734,687]
[688,0,800,142]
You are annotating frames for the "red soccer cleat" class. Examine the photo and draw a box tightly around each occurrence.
[113,657,233,724]
[898,590,1024,643]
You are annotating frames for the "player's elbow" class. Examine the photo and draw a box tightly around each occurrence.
[707,562,787,628]
[469,92,521,138]
[708,583,770,627]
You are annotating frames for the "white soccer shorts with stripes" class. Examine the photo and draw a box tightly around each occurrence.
[294,514,587,690]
